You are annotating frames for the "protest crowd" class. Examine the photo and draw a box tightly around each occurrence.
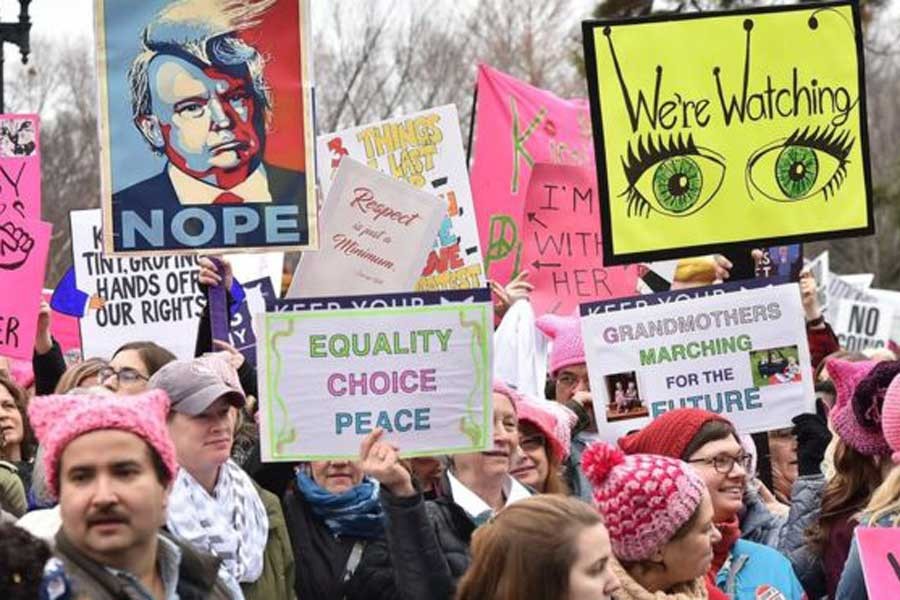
[1,1,898,599]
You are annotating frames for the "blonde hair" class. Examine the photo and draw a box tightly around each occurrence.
[862,464,900,525]
[54,358,107,394]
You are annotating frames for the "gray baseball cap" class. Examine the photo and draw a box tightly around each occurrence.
[149,359,245,416]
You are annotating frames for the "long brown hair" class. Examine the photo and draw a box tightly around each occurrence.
[806,439,883,554]
[112,341,176,376]
[680,419,741,461]
[455,495,603,600]
[544,454,570,495]
[0,374,36,461]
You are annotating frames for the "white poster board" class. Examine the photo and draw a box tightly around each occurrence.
[834,300,895,351]
[804,251,830,314]
[227,252,284,296]
[580,281,814,442]
[287,158,446,298]
[317,104,484,291]
[258,298,493,460]
[70,209,203,359]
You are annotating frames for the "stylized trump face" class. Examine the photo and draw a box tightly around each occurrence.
[137,54,263,188]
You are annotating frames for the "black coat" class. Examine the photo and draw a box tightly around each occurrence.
[282,485,381,600]
[349,484,475,600]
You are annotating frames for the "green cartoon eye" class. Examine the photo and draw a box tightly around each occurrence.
[623,134,726,219]
[652,156,703,214]
[775,146,818,199]
[746,127,854,203]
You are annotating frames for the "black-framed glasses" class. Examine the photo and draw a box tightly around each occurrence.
[99,366,148,384]
[687,453,753,475]
[520,434,546,452]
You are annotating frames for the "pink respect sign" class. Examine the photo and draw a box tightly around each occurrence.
[520,163,639,316]
[470,65,594,286]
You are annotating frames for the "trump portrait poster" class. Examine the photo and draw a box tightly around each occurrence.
[94,0,317,255]
[582,1,872,265]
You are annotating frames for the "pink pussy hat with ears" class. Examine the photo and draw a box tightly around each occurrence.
[828,358,892,456]
[535,314,585,376]
[27,389,178,499]
[492,381,521,414]
[514,395,578,461]
[881,372,900,463]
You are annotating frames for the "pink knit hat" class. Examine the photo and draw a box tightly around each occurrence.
[828,358,892,456]
[515,396,577,461]
[493,381,522,413]
[882,373,900,463]
[582,442,706,562]
[535,314,585,376]
[28,389,178,498]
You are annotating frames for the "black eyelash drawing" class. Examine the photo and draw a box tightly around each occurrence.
[621,133,726,218]
[745,125,854,203]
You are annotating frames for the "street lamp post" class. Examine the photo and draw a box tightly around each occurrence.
[0,0,31,113]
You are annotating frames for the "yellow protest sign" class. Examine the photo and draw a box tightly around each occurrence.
[583,2,872,265]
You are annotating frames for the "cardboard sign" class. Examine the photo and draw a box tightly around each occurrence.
[0,114,40,220]
[227,253,284,297]
[842,273,875,290]
[857,527,900,600]
[0,218,51,360]
[583,2,872,265]
[834,300,895,351]
[94,0,317,254]
[274,288,491,313]
[805,250,830,312]
[864,288,900,346]
[258,297,493,460]
[470,64,595,285]
[520,163,639,315]
[0,113,49,360]
[69,209,204,359]
[580,280,813,441]
[287,158,446,298]
[318,105,484,292]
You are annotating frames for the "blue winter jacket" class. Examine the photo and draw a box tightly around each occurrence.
[716,539,806,600]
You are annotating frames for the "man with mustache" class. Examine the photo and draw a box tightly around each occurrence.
[27,389,231,599]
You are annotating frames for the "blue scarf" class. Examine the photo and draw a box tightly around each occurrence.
[295,472,385,539]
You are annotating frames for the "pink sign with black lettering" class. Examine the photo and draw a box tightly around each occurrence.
[520,163,639,316]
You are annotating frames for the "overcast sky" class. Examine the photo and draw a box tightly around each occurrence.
[16,0,900,43]
[14,0,94,41]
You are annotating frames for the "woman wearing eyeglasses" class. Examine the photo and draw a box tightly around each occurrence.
[101,341,176,394]
[618,409,803,600]
[510,395,576,495]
